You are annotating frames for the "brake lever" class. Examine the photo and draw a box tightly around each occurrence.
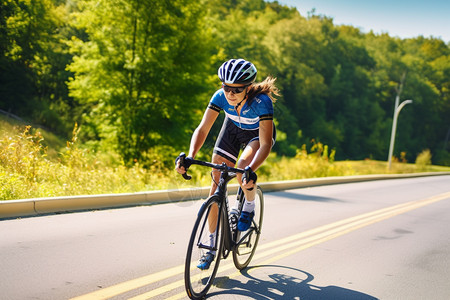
[243,166,255,191]
[178,152,192,180]
[244,167,251,181]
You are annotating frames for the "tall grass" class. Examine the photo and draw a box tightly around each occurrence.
[0,124,183,200]
[1,123,449,201]
[259,143,345,181]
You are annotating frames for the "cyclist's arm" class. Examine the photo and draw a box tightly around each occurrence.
[188,108,219,158]
[248,119,273,171]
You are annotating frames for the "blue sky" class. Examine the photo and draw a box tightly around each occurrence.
[279,0,450,42]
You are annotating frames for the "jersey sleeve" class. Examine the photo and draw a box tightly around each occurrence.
[207,89,224,113]
[256,94,274,121]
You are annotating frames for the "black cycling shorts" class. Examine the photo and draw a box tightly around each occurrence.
[213,117,276,164]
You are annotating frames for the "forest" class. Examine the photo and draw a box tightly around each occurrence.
[1,0,449,167]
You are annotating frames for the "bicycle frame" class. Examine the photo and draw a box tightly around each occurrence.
[178,153,259,253]
[212,167,237,253]
[182,152,264,299]
[194,162,257,255]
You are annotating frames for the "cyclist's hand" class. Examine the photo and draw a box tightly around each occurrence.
[175,154,186,174]
[242,166,257,191]
[175,153,193,180]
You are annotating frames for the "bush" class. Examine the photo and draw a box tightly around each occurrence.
[415,149,432,171]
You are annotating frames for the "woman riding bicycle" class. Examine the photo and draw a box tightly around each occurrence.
[176,58,279,269]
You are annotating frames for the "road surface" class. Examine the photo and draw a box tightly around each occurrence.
[1,175,449,299]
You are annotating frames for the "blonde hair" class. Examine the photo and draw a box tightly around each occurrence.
[247,76,280,103]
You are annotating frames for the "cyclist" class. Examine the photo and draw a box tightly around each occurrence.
[176,58,279,269]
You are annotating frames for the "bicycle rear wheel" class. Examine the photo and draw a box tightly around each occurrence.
[232,186,264,270]
[185,196,224,299]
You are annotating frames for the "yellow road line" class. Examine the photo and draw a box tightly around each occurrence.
[165,191,450,300]
[72,192,450,300]
[70,265,184,300]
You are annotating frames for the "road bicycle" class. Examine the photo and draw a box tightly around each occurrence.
[177,153,264,299]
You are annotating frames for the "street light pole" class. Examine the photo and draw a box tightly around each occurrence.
[388,97,413,170]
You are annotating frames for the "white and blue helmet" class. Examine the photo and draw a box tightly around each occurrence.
[218,59,257,84]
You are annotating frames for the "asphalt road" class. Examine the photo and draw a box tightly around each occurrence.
[1,175,449,300]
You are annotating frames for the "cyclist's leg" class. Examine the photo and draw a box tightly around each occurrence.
[205,154,234,238]
[210,153,235,196]
[185,195,224,298]
[196,154,233,268]
[211,117,240,197]
[236,139,259,202]
[237,123,276,205]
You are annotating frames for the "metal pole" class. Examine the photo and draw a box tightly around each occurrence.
[388,95,400,169]
[388,99,413,170]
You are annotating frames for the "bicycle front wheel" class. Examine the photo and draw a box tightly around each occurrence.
[185,196,224,299]
[233,186,264,270]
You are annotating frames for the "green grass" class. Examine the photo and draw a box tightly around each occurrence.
[1,121,449,201]
[334,159,450,174]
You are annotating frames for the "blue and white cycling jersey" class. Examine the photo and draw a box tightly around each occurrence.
[207,89,274,130]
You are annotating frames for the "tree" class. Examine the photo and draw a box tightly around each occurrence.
[67,0,215,166]
[0,0,74,135]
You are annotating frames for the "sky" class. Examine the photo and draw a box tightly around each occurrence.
[279,0,450,42]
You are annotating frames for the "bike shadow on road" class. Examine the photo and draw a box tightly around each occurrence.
[210,264,378,299]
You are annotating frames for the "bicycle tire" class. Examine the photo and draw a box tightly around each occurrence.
[185,196,224,299]
[232,186,264,270]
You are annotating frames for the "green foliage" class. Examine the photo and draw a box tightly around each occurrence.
[415,149,432,171]
[0,124,180,200]
[257,141,341,181]
[0,126,45,199]
[0,0,75,136]
[1,124,449,201]
[66,0,215,165]
[1,0,449,171]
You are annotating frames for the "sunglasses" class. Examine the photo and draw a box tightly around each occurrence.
[222,83,248,94]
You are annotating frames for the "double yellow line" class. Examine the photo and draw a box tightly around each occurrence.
[72,191,450,300]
